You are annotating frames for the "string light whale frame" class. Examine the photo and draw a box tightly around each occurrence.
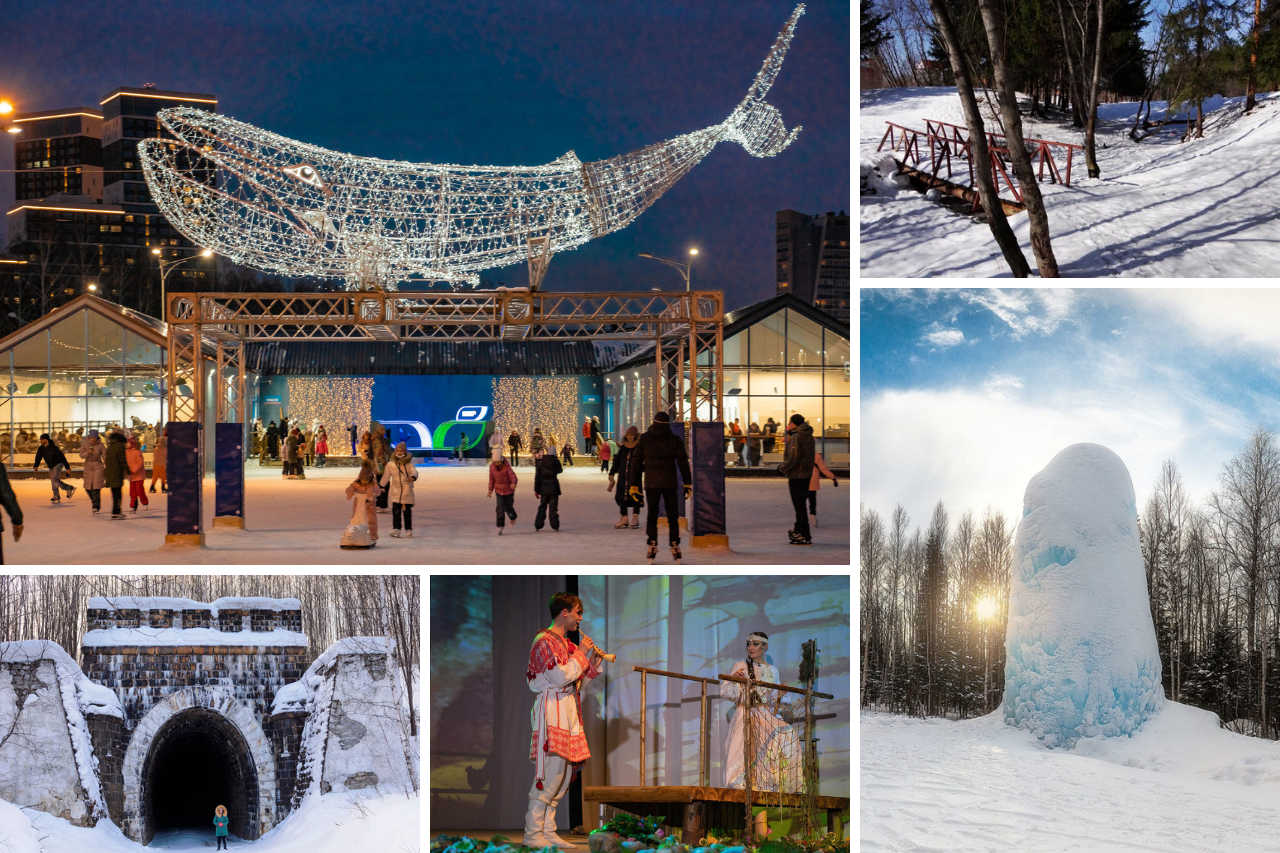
[138,5,806,291]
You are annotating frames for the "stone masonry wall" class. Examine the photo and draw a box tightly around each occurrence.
[265,712,308,813]
[87,711,126,821]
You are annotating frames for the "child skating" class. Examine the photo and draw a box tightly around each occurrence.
[533,445,563,532]
[344,463,382,544]
[487,454,518,533]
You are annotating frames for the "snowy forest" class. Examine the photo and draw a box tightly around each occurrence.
[860,0,1280,277]
[0,574,420,732]
[860,428,1280,741]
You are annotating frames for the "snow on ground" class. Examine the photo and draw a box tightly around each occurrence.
[6,464,849,565]
[860,86,1280,277]
[862,704,1280,852]
[0,791,418,853]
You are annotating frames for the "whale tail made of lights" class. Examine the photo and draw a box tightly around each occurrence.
[138,4,805,292]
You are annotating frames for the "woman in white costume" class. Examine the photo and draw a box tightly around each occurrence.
[720,631,802,792]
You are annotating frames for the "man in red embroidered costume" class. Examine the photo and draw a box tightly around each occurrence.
[524,591,603,849]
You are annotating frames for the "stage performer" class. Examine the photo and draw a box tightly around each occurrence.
[720,631,802,794]
[525,592,603,849]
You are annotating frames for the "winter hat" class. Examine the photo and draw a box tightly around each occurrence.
[87,429,99,439]
[789,413,805,426]
[395,441,407,453]
[653,412,671,424]
[40,433,51,441]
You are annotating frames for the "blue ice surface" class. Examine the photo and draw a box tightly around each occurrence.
[1032,545,1076,572]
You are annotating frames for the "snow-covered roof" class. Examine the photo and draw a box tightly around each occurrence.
[82,627,308,648]
[88,596,301,613]
[0,640,124,720]
[271,636,392,716]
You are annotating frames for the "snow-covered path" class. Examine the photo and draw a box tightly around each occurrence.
[5,463,849,564]
[860,87,1280,277]
[862,705,1280,852]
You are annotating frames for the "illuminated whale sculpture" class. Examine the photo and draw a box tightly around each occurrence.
[139,5,805,291]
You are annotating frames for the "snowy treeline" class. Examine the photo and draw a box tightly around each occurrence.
[0,574,419,736]
[859,503,1014,719]
[860,426,1280,742]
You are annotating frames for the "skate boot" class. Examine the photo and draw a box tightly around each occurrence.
[790,533,812,546]
[67,485,76,498]
[670,544,682,564]
[810,512,818,530]
[406,529,414,538]
[646,542,658,563]
[390,530,401,538]
[629,513,640,529]
[614,516,630,529]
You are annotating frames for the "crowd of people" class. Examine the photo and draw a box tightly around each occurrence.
[0,409,840,562]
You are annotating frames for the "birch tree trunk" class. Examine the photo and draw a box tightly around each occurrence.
[1084,0,1106,178]
[976,0,1061,277]
[927,0,1032,277]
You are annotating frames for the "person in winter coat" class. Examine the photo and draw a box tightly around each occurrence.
[126,436,149,511]
[348,423,358,456]
[315,427,329,467]
[729,419,746,466]
[345,462,382,541]
[266,421,280,459]
[213,804,229,850]
[533,446,564,531]
[150,429,167,492]
[598,436,612,472]
[284,429,301,478]
[0,463,23,564]
[582,417,593,454]
[627,412,692,562]
[379,441,419,538]
[763,417,779,454]
[778,414,817,545]
[454,431,468,462]
[609,426,642,529]
[143,423,157,451]
[371,424,390,510]
[559,441,573,467]
[78,429,106,513]
[807,451,839,531]
[34,434,76,503]
[487,455,519,533]
[530,428,545,455]
[507,431,523,467]
[104,430,128,518]
[590,416,602,455]
[303,427,315,467]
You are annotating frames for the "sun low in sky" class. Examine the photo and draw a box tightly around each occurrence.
[860,288,1280,531]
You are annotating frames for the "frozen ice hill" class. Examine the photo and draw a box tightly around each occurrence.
[1003,443,1163,747]
[860,86,1280,277]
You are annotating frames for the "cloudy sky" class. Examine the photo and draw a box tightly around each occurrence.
[860,288,1280,532]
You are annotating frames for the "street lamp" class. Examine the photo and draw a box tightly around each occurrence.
[639,247,699,291]
[154,248,214,319]
[1,100,21,134]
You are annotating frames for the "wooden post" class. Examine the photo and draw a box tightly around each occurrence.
[699,679,708,787]
[639,669,647,786]
[682,802,705,845]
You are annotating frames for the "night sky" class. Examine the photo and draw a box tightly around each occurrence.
[0,0,849,312]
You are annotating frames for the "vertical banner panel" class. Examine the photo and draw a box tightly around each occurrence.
[690,421,727,546]
[165,420,202,543]
[214,422,245,527]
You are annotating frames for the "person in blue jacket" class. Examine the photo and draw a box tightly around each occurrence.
[213,804,229,849]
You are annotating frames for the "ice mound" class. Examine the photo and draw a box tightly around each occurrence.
[1003,443,1164,747]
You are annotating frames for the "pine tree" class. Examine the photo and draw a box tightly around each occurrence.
[862,0,894,60]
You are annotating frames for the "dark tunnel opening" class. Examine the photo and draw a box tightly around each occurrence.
[142,708,258,845]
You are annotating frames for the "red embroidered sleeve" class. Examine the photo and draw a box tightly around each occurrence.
[527,632,569,681]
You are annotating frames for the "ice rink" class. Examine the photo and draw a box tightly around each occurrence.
[5,462,850,565]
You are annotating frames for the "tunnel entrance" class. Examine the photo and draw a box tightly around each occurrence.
[141,708,259,845]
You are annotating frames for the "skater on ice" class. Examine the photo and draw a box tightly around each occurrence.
[149,427,167,493]
[488,454,519,534]
[78,429,105,514]
[608,425,642,529]
[533,444,563,532]
[343,462,382,546]
[807,450,838,530]
[125,435,149,512]
[104,429,128,519]
[34,433,76,504]
[559,440,574,467]
[380,441,418,538]
[627,411,691,563]
[0,462,21,564]
[779,414,815,545]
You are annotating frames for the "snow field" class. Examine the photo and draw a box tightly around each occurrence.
[860,86,1280,277]
[0,790,419,853]
[862,705,1280,852]
[5,463,850,564]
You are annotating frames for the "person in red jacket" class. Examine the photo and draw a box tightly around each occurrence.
[126,436,149,512]
[488,454,519,534]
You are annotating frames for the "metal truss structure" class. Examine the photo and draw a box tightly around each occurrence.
[138,6,805,291]
[166,290,724,435]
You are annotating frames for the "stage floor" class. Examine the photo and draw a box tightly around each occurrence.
[429,829,589,848]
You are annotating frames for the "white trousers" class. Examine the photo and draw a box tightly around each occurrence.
[526,752,571,835]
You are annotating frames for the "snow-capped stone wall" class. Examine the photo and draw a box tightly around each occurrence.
[274,637,415,806]
[1003,444,1165,747]
[0,640,121,828]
